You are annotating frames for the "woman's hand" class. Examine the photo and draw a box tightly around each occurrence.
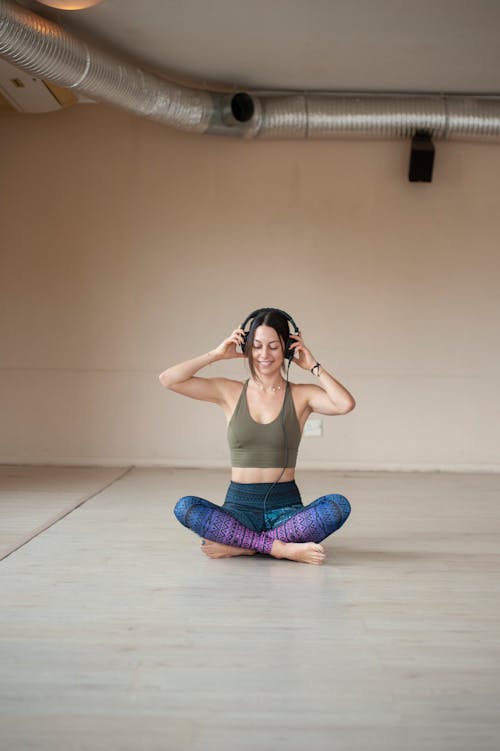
[289,332,317,370]
[209,329,247,361]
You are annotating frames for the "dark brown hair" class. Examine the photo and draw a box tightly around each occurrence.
[245,309,291,381]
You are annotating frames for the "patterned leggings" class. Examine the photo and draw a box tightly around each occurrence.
[173,489,351,555]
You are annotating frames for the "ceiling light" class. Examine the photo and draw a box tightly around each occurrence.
[36,1,104,9]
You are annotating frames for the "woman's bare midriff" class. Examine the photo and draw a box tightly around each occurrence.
[231,467,296,484]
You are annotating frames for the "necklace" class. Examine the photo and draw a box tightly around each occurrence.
[254,380,284,393]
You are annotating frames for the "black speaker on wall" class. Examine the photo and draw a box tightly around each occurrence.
[409,131,435,183]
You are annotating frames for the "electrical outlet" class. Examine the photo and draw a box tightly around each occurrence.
[303,416,323,437]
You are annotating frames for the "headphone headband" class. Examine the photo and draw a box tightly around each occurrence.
[240,307,299,336]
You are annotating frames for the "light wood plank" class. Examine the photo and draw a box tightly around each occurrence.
[0,467,499,750]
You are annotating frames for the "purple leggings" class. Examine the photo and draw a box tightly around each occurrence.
[173,491,351,555]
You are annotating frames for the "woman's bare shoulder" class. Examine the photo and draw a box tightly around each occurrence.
[288,381,320,408]
[289,381,315,395]
[164,375,244,405]
[216,377,246,395]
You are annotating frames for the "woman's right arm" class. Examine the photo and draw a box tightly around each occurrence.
[158,328,246,404]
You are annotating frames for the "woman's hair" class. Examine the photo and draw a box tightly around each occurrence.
[245,308,291,381]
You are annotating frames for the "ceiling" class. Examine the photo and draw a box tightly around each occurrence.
[16,0,500,95]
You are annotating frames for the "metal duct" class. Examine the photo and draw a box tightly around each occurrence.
[0,0,217,132]
[1,0,500,141]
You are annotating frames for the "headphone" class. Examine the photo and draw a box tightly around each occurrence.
[239,307,300,361]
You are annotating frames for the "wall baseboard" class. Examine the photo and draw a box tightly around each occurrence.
[1,457,499,473]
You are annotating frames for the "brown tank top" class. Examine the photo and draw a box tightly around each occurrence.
[227,380,302,468]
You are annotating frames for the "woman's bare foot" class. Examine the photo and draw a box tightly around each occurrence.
[270,540,326,565]
[200,539,257,559]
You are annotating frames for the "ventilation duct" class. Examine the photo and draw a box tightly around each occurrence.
[1,0,500,141]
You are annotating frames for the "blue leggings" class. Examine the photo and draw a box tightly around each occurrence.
[173,481,351,555]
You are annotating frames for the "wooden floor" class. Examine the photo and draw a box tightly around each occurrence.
[0,466,499,751]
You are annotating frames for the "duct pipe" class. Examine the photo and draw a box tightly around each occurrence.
[1,0,500,141]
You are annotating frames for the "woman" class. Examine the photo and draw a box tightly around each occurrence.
[159,308,355,565]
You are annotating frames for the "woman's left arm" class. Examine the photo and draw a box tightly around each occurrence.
[290,333,356,415]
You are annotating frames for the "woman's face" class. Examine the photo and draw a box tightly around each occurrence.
[252,325,285,375]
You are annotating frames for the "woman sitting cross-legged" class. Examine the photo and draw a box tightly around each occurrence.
[159,307,355,565]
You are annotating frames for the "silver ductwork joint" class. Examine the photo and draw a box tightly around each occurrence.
[208,92,263,138]
[1,0,500,141]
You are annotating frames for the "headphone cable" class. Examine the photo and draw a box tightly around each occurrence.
[262,357,291,530]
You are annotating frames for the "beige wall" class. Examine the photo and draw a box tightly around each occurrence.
[0,104,499,471]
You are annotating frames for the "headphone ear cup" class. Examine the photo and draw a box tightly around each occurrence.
[241,333,248,354]
[285,328,299,360]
